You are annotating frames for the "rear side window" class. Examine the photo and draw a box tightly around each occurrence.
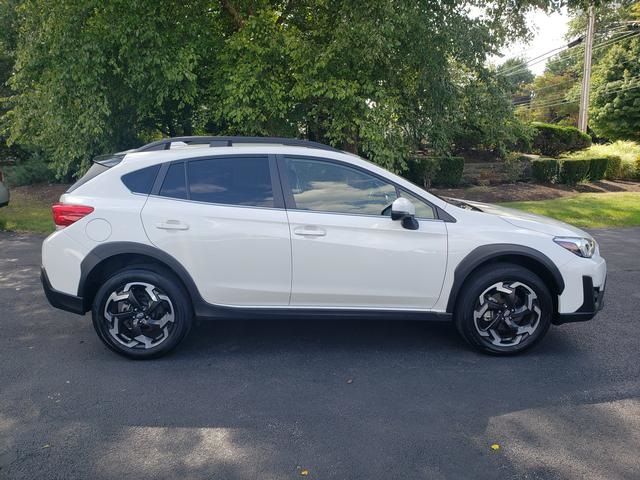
[121,165,160,194]
[159,162,187,199]
[187,156,273,207]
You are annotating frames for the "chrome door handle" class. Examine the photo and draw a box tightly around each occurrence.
[293,226,326,237]
[156,221,189,230]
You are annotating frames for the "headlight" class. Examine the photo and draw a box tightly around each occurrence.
[553,236,596,258]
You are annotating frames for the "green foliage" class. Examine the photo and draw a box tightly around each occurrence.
[587,157,609,181]
[3,154,56,187]
[502,152,526,182]
[451,70,534,156]
[405,156,464,187]
[531,158,559,183]
[407,157,440,188]
[559,158,591,185]
[1,0,563,180]
[590,37,640,141]
[530,122,591,156]
[564,141,640,179]
[604,155,623,179]
[434,157,465,187]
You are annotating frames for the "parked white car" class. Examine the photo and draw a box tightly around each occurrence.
[0,169,9,207]
[41,137,606,358]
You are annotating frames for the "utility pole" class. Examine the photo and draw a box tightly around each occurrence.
[578,4,596,133]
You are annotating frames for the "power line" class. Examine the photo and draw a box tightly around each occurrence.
[500,29,639,79]
[515,80,640,109]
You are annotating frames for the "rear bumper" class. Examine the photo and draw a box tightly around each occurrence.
[41,267,87,315]
[554,275,605,324]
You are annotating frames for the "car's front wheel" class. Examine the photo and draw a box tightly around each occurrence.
[454,263,553,355]
[92,267,193,359]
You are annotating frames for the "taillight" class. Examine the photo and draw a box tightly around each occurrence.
[52,203,94,227]
[0,170,4,182]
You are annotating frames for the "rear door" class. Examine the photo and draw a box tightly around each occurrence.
[141,155,292,306]
[279,155,448,309]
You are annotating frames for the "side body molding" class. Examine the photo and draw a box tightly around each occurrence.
[445,244,565,313]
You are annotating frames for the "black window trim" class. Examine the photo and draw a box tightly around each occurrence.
[276,154,449,222]
[150,154,285,210]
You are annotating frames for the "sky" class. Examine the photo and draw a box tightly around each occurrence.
[496,7,571,75]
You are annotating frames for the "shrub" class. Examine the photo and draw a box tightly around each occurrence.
[531,158,559,183]
[406,156,464,187]
[604,155,623,179]
[531,122,592,157]
[587,157,610,181]
[560,159,590,185]
[4,154,56,187]
[564,141,640,179]
[434,156,464,186]
[503,153,526,183]
[407,157,440,188]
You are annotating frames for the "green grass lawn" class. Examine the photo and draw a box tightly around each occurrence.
[0,187,56,234]
[503,192,640,229]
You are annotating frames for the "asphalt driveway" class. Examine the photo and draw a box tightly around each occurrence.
[1,229,639,480]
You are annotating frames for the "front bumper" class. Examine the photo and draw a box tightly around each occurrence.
[554,275,605,324]
[41,267,86,315]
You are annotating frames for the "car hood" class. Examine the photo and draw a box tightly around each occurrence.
[447,198,592,239]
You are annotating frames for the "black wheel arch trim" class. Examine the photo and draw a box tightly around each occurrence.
[79,241,206,311]
[446,244,565,313]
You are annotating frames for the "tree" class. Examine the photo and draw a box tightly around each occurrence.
[3,0,571,178]
[590,34,640,140]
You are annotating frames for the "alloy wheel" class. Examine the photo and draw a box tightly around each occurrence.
[473,281,542,348]
[103,282,175,350]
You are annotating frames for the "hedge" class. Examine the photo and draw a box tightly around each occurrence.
[587,157,609,181]
[604,155,623,179]
[531,122,592,157]
[406,156,464,188]
[559,159,590,185]
[531,158,559,183]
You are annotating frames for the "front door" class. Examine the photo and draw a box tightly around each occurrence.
[280,155,448,309]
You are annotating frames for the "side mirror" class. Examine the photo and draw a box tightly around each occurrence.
[390,197,419,230]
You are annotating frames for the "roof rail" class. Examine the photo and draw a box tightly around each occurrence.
[135,136,341,153]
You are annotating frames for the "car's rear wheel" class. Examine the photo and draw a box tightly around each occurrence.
[92,267,193,359]
[454,263,553,355]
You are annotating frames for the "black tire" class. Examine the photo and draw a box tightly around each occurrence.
[92,266,193,359]
[454,263,553,355]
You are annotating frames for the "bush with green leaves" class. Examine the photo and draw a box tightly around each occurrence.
[502,153,527,183]
[587,157,610,181]
[559,159,591,185]
[531,158,559,183]
[604,155,623,179]
[3,154,56,187]
[434,157,464,187]
[530,122,592,157]
[405,156,464,188]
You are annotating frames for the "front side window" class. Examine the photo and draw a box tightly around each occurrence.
[187,156,274,207]
[284,157,397,215]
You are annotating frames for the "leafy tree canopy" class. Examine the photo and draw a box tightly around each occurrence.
[2,0,582,178]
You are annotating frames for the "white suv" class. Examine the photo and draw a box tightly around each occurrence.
[41,137,606,358]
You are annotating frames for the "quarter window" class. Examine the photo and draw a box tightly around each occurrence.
[121,165,160,195]
[284,157,397,215]
[187,156,274,207]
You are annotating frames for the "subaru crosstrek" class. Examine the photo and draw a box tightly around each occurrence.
[41,137,606,359]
